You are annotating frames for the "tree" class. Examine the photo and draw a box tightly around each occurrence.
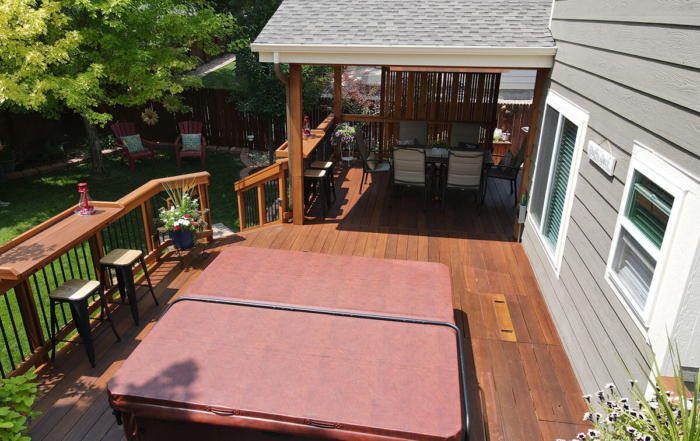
[0,0,234,174]
[222,0,332,164]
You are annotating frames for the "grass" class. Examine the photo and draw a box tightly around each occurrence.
[0,149,243,375]
[0,149,243,245]
[201,60,236,90]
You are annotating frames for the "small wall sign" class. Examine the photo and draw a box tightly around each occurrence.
[588,140,616,176]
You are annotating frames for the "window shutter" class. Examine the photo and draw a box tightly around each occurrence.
[530,105,560,227]
[626,173,673,249]
[542,118,578,249]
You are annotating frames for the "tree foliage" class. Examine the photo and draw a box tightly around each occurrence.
[220,0,332,118]
[0,0,234,124]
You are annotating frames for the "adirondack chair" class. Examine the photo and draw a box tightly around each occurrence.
[110,122,156,172]
[174,121,207,168]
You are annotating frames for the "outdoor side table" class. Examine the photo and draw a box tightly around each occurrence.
[100,249,158,326]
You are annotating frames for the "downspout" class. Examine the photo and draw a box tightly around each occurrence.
[274,52,293,219]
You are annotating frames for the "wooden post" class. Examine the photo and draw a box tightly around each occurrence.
[289,64,305,225]
[237,191,246,231]
[514,68,548,239]
[257,184,266,227]
[279,165,288,215]
[140,203,154,253]
[88,234,107,286]
[14,280,44,351]
[198,183,212,242]
[333,66,342,161]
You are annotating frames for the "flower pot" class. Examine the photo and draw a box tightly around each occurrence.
[170,229,196,250]
[1,159,16,173]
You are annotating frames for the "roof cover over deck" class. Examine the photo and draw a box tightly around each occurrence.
[251,0,557,68]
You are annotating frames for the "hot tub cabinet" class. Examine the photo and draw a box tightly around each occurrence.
[107,248,467,441]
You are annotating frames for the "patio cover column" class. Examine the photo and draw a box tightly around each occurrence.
[334,66,342,161]
[289,63,305,225]
[514,68,549,239]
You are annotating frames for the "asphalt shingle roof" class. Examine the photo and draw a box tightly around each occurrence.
[254,0,555,48]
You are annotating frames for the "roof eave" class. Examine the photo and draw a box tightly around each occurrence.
[250,44,557,68]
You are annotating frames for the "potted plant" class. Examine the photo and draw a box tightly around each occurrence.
[330,122,357,167]
[0,372,41,441]
[0,142,17,173]
[157,183,209,251]
[428,139,453,157]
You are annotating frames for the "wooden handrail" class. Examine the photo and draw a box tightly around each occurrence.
[234,160,288,231]
[235,160,288,192]
[0,172,212,378]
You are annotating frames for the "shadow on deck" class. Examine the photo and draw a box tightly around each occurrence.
[27,165,591,441]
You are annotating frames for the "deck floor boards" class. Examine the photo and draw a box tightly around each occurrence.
[27,165,590,441]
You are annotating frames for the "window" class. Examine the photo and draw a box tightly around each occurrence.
[529,91,588,273]
[607,146,684,326]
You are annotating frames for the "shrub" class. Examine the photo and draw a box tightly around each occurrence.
[0,372,41,441]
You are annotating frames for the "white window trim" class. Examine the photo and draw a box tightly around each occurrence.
[605,143,687,330]
[528,90,589,276]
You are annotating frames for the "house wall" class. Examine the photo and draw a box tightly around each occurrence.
[521,0,700,397]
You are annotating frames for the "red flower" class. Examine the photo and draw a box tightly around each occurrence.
[174,225,180,230]
[184,214,190,219]
[193,222,198,226]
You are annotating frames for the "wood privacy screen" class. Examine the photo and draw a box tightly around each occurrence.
[344,69,501,151]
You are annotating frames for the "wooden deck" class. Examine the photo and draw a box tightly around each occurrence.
[27,165,591,441]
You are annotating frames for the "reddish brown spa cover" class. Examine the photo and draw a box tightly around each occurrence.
[182,247,455,323]
[108,300,463,441]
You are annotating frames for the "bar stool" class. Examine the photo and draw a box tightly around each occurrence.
[49,279,121,368]
[310,161,336,203]
[304,169,330,217]
[100,249,158,326]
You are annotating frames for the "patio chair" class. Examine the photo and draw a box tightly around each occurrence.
[390,147,433,211]
[442,150,485,214]
[175,121,207,168]
[110,122,156,172]
[450,123,481,148]
[399,121,428,145]
[486,140,526,205]
[357,129,391,194]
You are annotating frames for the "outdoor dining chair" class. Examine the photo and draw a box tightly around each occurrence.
[357,129,391,194]
[174,121,207,168]
[390,147,433,211]
[450,123,481,148]
[486,139,526,205]
[399,121,428,145]
[110,122,157,172]
[442,150,485,214]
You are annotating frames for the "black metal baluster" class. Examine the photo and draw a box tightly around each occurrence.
[4,293,25,361]
[57,256,72,321]
[0,314,15,373]
[31,274,50,336]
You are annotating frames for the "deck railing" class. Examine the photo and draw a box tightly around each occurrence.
[0,172,212,378]
[234,160,288,231]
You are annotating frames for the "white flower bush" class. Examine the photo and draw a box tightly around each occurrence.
[561,346,698,441]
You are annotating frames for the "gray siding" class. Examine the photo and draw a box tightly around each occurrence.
[522,0,700,397]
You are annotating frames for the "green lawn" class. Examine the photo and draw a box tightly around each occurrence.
[0,149,243,245]
[0,149,242,375]
[201,60,236,90]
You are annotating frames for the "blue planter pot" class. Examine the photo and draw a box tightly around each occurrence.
[170,229,196,250]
